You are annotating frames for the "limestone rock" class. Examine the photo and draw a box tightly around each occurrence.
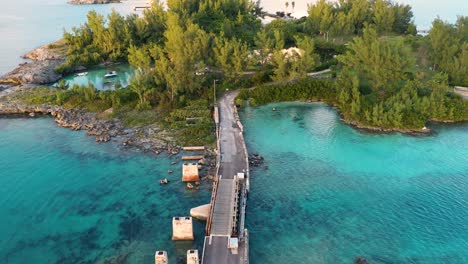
[0,60,63,85]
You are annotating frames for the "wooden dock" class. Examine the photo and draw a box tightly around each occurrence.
[182,155,204,161]
[133,6,150,11]
[183,146,205,151]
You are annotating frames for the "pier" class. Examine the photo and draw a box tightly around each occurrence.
[182,155,204,161]
[201,91,250,263]
[133,6,150,11]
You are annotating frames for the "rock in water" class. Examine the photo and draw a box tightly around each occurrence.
[355,257,371,264]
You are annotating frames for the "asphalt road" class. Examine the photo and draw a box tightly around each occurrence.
[218,91,247,179]
[202,91,248,264]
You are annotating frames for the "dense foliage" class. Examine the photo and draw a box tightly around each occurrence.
[56,0,466,135]
[306,0,416,38]
[237,23,467,130]
[14,86,215,145]
[237,79,336,106]
[427,17,467,86]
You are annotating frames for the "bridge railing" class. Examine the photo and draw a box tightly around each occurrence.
[231,93,250,241]
[206,106,221,235]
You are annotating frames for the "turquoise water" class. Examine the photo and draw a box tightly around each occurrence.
[0,117,210,263]
[241,102,468,264]
[57,64,134,90]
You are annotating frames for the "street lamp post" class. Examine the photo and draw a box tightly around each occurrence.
[213,79,218,105]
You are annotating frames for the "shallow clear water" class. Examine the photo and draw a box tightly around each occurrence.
[0,117,210,263]
[240,102,468,264]
[57,64,134,90]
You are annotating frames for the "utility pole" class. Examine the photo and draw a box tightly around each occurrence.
[213,79,218,105]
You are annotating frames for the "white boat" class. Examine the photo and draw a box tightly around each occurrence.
[75,72,88,77]
[104,71,118,78]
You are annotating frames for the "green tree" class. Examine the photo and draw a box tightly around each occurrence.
[153,13,210,103]
[129,71,153,109]
[337,26,414,96]
[373,0,395,33]
[307,0,335,37]
[213,36,251,81]
[291,36,318,79]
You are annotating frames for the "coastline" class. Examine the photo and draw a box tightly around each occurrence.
[0,82,190,156]
[0,40,67,86]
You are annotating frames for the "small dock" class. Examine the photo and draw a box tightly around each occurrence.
[133,6,150,11]
[182,155,204,161]
[183,146,205,151]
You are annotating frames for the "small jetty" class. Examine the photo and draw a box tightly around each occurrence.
[182,155,204,161]
[133,6,150,11]
[183,146,205,151]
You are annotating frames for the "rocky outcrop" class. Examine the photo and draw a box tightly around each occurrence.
[0,60,63,85]
[355,257,371,264]
[249,153,264,167]
[68,0,120,4]
[0,41,66,85]
[22,41,66,61]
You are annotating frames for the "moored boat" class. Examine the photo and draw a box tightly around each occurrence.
[104,71,118,78]
[75,72,88,77]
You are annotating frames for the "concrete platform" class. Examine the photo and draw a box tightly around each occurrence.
[154,251,168,264]
[190,204,211,221]
[182,163,199,182]
[172,217,194,240]
[187,249,200,264]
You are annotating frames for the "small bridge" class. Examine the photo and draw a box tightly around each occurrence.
[202,91,250,264]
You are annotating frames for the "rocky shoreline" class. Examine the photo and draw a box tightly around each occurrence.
[0,41,66,85]
[0,98,182,154]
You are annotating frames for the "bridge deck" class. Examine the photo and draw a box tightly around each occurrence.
[202,236,247,264]
[210,179,237,235]
[202,91,248,264]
